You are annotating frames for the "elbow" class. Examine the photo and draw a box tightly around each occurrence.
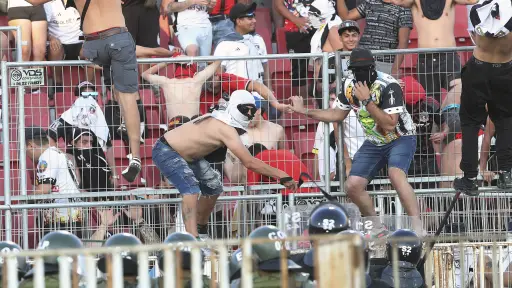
[244,158,258,172]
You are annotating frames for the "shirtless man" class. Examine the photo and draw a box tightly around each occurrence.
[27,0,143,182]
[142,57,286,121]
[224,105,286,184]
[383,0,478,100]
[152,90,297,238]
[453,0,512,195]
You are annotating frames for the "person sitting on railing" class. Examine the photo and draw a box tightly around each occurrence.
[152,90,298,243]
[454,0,512,194]
[25,126,85,238]
[47,82,118,195]
[383,0,478,102]
[223,102,287,185]
[289,48,422,236]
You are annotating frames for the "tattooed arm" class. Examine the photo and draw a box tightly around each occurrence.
[137,220,162,244]
[168,0,208,13]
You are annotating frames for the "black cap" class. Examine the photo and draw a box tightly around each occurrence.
[25,126,47,142]
[348,48,375,69]
[229,2,257,22]
[338,20,360,33]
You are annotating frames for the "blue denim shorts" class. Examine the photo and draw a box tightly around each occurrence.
[350,135,417,182]
[152,139,223,196]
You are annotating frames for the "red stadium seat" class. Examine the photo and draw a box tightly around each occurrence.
[408,25,419,49]
[293,132,318,180]
[454,5,470,43]
[9,93,50,142]
[200,91,221,116]
[11,211,38,249]
[400,54,418,77]
[140,89,165,138]
[50,66,102,93]
[277,112,319,142]
[142,161,161,188]
[255,7,273,54]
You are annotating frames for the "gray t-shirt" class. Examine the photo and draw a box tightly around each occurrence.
[357,0,413,63]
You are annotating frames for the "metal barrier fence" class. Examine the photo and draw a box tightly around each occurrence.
[2,46,508,247]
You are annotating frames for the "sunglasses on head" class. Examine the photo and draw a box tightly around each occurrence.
[81,91,98,98]
[240,13,256,19]
[237,103,258,120]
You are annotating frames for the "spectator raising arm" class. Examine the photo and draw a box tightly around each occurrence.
[289,96,350,123]
[337,0,363,20]
[274,0,310,32]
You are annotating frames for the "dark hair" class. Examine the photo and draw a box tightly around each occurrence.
[248,143,268,157]
[339,27,360,35]
[27,136,49,147]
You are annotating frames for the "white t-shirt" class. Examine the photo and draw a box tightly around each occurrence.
[214,39,265,97]
[174,1,211,28]
[243,33,268,64]
[8,0,32,8]
[36,147,82,223]
[313,122,336,178]
[44,0,83,45]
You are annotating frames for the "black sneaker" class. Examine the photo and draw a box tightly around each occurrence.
[453,177,479,196]
[498,171,512,189]
[122,157,141,182]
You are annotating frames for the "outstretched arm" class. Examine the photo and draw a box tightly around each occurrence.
[289,96,350,123]
[193,61,222,84]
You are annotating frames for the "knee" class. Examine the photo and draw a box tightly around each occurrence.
[344,178,364,196]
[185,45,199,56]
[388,168,408,186]
[32,44,46,59]
[21,46,31,58]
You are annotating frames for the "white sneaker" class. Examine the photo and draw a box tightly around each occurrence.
[197,235,212,257]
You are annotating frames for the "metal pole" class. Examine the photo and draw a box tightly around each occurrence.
[334,51,345,192]
[322,52,331,193]
[1,61,12,241]
[16,68,28,249]
[15,27,22,62]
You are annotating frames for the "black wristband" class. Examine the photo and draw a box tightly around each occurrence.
[280,177,293,185]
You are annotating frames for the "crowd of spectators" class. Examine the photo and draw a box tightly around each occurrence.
[0,0,499,246]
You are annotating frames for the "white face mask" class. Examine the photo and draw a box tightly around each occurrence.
[211,90,256,131]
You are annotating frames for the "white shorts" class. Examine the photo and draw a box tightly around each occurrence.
[176,24,213,56]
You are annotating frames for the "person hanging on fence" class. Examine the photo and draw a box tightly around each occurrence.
[152,90,298,244]
[25,126,86,238]
[288,48,423,237]
[382,0,478,102]
[453,0,512,195]
[26,0,145,184]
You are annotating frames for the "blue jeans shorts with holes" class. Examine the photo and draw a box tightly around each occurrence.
[152,137,223,196]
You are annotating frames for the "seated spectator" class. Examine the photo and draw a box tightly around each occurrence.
[43,0,96,89]
[8,0,47,62]
[48,82,117,193]
[246,143,314,195]
[430,79,485,188]
[275,0,316,98]
[25,127,84,237]
[167,0,214,57]
[215,4,281,120]
[224,102,286,184]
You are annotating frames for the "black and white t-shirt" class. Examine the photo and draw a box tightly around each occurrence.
[335,72,415,146]
[44,0,83,45]
[36,147,82,224]
[174,0,210,28]
[470,0,512,38]
[357,0,413,62]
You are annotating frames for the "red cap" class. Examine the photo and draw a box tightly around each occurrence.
[175,63,197,79]
[402,76,426,105]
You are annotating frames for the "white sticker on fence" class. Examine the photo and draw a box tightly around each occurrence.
[10,68,44,86]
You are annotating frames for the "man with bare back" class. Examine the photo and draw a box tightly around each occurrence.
[27,0,143,182]
[453,0,512,195]
[224,104,287,184]
[142,56,287,122]
[152,90,297,239]
[384,0,478,100]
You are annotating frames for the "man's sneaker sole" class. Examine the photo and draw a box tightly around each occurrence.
[453,178,479,196]
[122,158,141,182]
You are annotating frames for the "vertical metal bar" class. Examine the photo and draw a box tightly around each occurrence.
[241,239,253,288]
[322,52,331,193]
[163,248,176,288]
[34,257,45,288]
[86,254,97,288]
[276,194,284,231]
[7,255,18,288]
[392,243,400,287]
[112,252,123,288]
[191,248,203,288]
[59,256,71,288]
[217,246,229,288]
[15,27,22,62]
[138,251,150,288]
[1,61,11,242]
[334,51,345,191]
[16,65,28,249]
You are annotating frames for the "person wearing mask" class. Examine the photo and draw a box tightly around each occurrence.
[152,90,298,239]
[454,0,512,194]
[289,48,421,236]
[337,0,413,78]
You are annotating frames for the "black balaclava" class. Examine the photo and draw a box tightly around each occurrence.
[352,65,378,86]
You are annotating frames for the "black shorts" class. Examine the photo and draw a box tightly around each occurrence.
[417,52,461,101]
[285,30,316,87]
[63,42,83,60]
[122,3,159,48]
[8,6,46,22]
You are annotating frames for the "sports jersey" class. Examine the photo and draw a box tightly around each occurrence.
[335,72,415,146]
[470,0,512,38]
[173,0,210,28]
[36,147,82,224]
[44,0,83,45]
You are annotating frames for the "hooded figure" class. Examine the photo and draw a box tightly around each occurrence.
[211,90,257,133]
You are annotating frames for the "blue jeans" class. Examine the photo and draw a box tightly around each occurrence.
[152,139,223,196]
[212,19,236,48]
[350,136,417,182]
[256,99,282,121]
